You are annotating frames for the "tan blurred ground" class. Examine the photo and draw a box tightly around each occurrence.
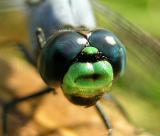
[0,49,153,136]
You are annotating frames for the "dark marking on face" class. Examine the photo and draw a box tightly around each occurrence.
[66,94,103,106]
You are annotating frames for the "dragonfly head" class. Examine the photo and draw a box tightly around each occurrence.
[62,46,113,106]
[38,29,126,106]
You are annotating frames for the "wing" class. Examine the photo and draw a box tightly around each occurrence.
[0,0,27,12]
[92,0,160,134]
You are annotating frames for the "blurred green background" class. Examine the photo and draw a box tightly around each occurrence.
[0,0,160,135]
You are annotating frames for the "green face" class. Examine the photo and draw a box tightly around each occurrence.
[62,47,113,106]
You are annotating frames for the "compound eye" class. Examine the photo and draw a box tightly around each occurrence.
[88,29,126,77]
[38,31,88,85]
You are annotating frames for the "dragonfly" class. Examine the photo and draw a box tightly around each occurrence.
[0,0,127,135]
[0,1,159,135]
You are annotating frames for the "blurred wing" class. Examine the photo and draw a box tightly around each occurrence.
[92,0,160,133]
[0,0,27,12]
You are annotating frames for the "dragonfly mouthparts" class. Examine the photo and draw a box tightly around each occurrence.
[66,94,103,106]
[62,61,113,105]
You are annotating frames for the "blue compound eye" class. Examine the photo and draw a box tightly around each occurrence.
[88,29,126,78]
[38,31,88,86]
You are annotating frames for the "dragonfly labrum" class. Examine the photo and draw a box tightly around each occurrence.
[1,0,127,136]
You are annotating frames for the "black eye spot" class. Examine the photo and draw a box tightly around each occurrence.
[88,29,126,77]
